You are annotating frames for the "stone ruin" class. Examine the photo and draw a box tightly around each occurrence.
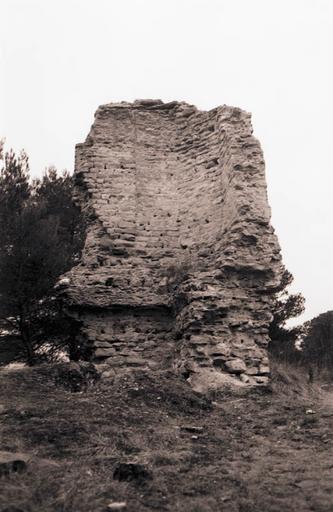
[60,99,283,388]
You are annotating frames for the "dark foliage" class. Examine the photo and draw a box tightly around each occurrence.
[54,362,100,392]
[113,463,153,484]
[0,143,85,364]
[301,310,333,370]
[268,269,305,362]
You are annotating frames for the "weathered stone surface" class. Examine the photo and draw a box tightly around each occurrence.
[224,358,247,374]
[59,100,282,386]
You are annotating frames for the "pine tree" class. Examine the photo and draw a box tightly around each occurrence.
[0,145,85,364]
[301,311,333,370]
[268,269,305,363]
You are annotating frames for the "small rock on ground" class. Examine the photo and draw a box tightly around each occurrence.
[106,502,127,511]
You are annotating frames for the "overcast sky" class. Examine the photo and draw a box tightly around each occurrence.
[1,0,332,324]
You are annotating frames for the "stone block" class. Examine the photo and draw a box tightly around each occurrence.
[258,365,270,375]
[224,358,247,374]
[95,348,117,358]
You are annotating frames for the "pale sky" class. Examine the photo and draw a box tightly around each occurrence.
[1,0,332,324]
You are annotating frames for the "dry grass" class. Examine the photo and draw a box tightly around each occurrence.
[0,364,332,511]
[269,360,323,399]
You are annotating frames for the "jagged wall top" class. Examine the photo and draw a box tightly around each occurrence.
[60,99,282,387]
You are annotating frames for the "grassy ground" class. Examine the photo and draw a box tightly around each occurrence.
[0,364,332,512]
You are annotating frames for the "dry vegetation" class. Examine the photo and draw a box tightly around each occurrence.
[0,363,332,512]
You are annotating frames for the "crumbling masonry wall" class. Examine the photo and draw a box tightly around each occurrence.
[61,100,282,386]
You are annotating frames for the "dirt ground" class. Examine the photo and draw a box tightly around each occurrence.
[0,365,332,512]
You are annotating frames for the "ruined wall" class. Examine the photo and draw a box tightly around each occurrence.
[61,99,282,387]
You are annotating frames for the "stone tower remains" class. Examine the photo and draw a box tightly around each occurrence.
[60,99,282,388]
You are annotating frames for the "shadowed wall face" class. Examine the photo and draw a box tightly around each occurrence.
[61,100,282,387]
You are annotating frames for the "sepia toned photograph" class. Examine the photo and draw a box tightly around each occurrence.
[0,1,332,511]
